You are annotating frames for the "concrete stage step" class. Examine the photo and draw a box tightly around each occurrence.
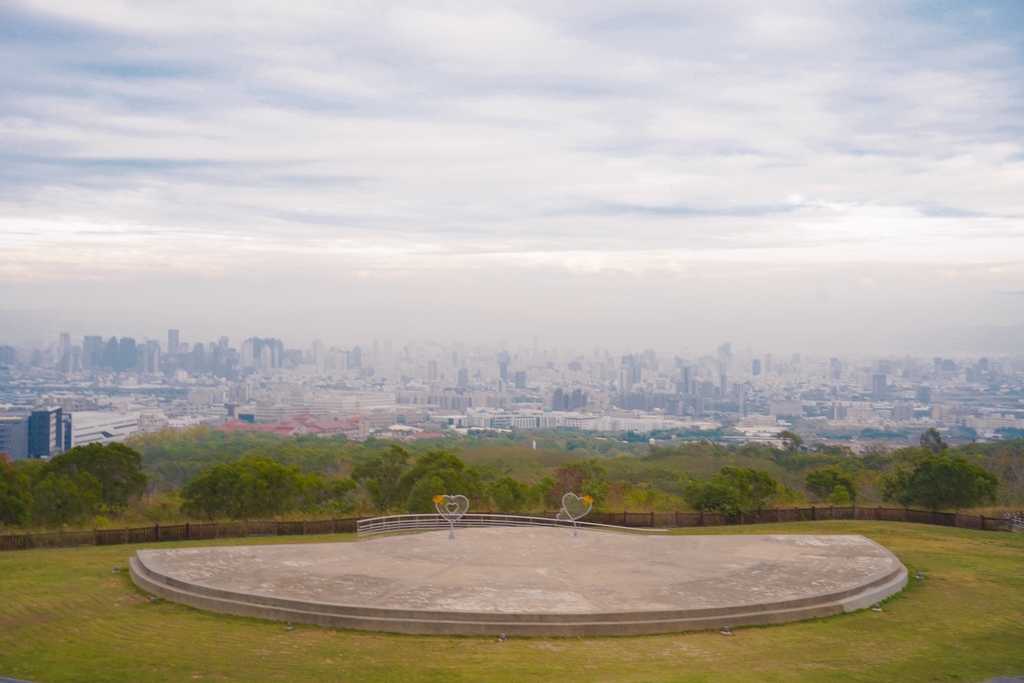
[130,528,908,636]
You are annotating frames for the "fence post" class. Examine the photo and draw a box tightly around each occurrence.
[699,510,704,527]
[811,506,816,521]
[650,511,655,527]
[954,512,959,528]
[776,508,781,523]
[904,507,909,522]
[185,522,190,540]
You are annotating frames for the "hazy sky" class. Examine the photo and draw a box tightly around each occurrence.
[2,1,1022,354]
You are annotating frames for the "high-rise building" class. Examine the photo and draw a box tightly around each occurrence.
[58,332,72,372]
[246,338,284,371]
[82,335,104,369]
[0,413,30,459]
[140,340,161,373]
[29,407,64,458]
[101,337,120,370]
[119,337,138,372]
[872,374,887,401]
[751,359,761,376]
[168,329,180,355]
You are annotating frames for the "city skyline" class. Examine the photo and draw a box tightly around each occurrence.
[2,2,1023,352]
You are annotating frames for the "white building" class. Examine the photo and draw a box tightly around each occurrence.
[69,411,140,447]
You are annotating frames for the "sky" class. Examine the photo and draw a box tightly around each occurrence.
[1,1,1023,355]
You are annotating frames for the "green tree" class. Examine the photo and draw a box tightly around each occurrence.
[890,455,998,510]
[919,427,948,453]
[180,455,317,520]
[31,470,103,526]
[43,443,146,512]
[716,466,780,509]
[684,480,744,518]
[805,466,857,502]
[685,466,781,516]
[398,450,484,513]
[352,444,409,512]
[490,476,529,512]
[0,456,32,527]
[826,484,852,505]
[777,430,804,453]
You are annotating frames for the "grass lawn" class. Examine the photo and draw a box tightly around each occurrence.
[0,521,1021,683]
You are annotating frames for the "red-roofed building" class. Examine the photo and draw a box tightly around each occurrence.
[218,415,364,440]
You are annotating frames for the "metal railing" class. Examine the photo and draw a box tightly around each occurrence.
[356,513,671,539]
[1,506,1018,552]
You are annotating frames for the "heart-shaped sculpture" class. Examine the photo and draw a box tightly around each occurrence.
[561,492,593,521]
[434,494,469,523]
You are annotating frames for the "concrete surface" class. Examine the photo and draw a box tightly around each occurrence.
[130,528,907,636]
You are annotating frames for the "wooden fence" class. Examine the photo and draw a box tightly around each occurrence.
[0,506,1015,552]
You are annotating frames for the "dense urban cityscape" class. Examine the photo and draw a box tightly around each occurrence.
[2,325,1022,460]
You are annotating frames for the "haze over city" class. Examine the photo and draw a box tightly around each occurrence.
[1,1,1022,353]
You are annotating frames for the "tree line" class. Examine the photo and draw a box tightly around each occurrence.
[0,427,1017,530]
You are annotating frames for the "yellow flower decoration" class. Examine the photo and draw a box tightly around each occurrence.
[432,495,445,504]
[582,495,594,505]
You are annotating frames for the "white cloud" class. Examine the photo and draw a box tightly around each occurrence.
[2,0,1022,349]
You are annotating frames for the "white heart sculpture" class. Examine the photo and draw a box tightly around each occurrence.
[561,493,592,521]
[435,494,469,523]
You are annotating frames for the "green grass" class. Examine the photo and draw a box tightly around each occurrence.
[1,521,1022,683]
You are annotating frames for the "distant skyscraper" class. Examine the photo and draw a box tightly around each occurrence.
[751,359,761,376]
[82,336,103,369]
[101,336,120,370]
[120,337,138,372]
[168,329,180,355]
[141,340,161,373]
[58,332,72,372]
[872,374,887,401]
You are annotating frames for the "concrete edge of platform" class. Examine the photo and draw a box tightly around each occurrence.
[129,554,909,637]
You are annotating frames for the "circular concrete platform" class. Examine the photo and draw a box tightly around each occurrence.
[130,528,907,636]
